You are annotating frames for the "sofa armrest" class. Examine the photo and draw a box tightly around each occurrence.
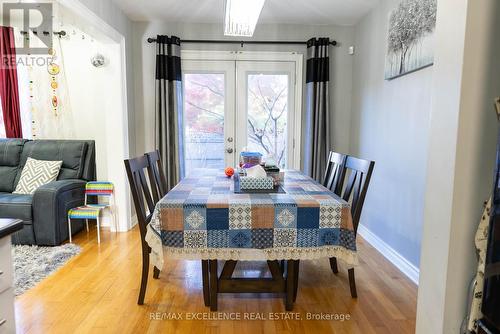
[32,179,87,245]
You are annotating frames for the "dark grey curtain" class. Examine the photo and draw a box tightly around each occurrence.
[303,37,331,181]
[155,35,185,190]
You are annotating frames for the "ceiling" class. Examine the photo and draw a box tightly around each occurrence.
[111,0,379,26]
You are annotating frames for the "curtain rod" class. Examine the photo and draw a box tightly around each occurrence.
[146,38,337,46]
[20,30,67,37]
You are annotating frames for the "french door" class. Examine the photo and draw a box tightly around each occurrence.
[182,60,235,174]
[182,53,301,176]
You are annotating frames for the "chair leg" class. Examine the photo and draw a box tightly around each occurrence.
[96,216,101,244]
[85,219,89,232]
[112,211,118,233]
[138,246,150,305]
[285,260,296,311]
[293,260,300,302]
[329,257,339,274]
[201,260,210,307]
[348,268,357,298]
[153,266,160,279]
[209,260,218,311]
[68,217,72,243]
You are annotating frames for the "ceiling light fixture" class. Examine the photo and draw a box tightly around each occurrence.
[224,0,265,37]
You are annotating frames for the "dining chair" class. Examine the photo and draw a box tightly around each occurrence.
[145,150,168,203]
[322,151,347,196]
[329,155,375,298]
[124,155,161,305]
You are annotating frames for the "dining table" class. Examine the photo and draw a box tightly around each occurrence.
[145,169,358,311]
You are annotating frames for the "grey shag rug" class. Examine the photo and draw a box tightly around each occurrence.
[12,244,81,296]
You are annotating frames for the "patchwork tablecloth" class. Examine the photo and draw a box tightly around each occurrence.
[146,169,358,269]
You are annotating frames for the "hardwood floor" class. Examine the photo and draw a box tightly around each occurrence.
[14,225,417,334]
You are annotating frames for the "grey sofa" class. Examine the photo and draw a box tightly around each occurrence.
[0,139,96,245]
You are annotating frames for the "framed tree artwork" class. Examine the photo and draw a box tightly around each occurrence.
[384,0,437,80]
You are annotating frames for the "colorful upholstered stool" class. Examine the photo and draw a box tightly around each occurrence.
[67,181,116,244]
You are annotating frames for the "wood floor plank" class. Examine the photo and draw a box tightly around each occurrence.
[14,225,417,333]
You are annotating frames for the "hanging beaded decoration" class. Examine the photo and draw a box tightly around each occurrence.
[47,48,60,116]
[25,33,37,138]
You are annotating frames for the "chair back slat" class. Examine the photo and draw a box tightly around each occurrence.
[85,181,114,196]
[145,150,168,203]
[139,168,155,214]
[341,156,375,234]
[323,151,347,196]
[342,171,356,202]
[124,156,155,242]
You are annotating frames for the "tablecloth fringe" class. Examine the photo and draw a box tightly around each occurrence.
[146,225,358,269]
[146,224,164,270]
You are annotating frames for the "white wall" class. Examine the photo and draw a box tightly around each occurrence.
[61,35,112,181]
[60,32,128,230]
[72,0,137,156]
[416,0,500,332]
[131,21,355,165]
[350,0,432,269]
[56,0,135,230]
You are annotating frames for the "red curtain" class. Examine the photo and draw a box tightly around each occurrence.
[0,26,22,138]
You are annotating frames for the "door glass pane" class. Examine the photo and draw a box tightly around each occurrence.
[246,74,288,168]
[183,73,225,175]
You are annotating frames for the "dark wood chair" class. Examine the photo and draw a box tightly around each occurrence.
[329,155,375,298]
[322,151,347,196]
[124,155,162,305]
[145,150,168,203]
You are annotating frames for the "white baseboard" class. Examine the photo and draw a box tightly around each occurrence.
[357,224,419,285]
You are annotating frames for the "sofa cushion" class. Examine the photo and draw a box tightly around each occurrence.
[0,192,33,220]
[14,140,88,187]
[13,158,63,194]
[0,139,28,192]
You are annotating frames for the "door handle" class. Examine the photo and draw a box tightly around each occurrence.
[226,148,233,154]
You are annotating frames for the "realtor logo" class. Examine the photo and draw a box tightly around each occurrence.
[2,2,53,54]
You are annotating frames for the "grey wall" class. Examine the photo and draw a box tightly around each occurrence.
[131,21,355,163]
[417,0,500,332]
[350,0,432,267]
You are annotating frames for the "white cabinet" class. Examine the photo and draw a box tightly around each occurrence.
[0,236,16,334]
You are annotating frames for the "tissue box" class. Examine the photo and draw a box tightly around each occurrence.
[240,176,274,190]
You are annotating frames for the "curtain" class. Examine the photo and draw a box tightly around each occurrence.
[155,35,185,190]
[303,37,331,181]
[0,26,22,138]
